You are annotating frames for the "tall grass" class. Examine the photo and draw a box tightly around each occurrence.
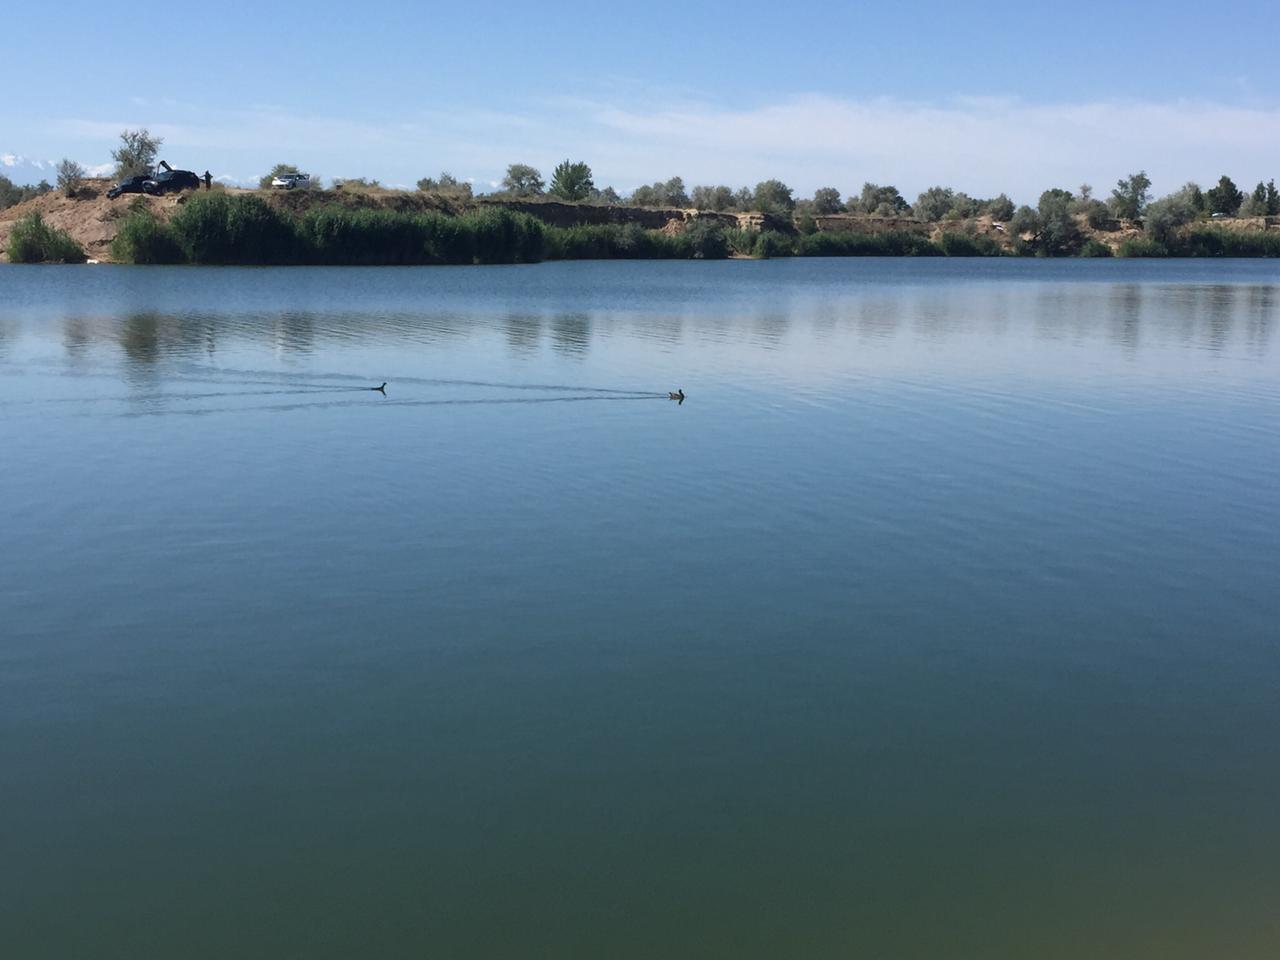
[794,231,944,257]
[169,193,303,264]
[105,199,1280,266]
[110,208,184,264]
[1178,227,1280,257]
[1116,237,1170,258]
[6,213,86,263]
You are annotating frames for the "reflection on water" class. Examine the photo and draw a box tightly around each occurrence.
[4,277,1273,384]
[1,259,1279,960]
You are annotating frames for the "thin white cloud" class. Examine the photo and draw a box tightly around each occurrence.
[35,92,1280,203]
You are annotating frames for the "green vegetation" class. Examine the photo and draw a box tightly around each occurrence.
[110,207,185,264]
[1178,226,1280,257]
[811,187,843,215]
[6,212,86,263]
[629,177,688,208]
[416,172,472,199]
[549,160,594,201]
[752,179,795,216]
[1206,175,1243,216]
[1116,237,1169,258]
[1116,227,1280,258]
[112,128,162,178]
[1109,171,1151,221]
[793,230,942,257]
[0,174,51,210]
[501,163,544,197]
[56,159,86,198]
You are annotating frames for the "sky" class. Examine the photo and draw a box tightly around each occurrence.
[4,0,1280,204]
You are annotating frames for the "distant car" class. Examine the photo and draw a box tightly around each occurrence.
[271,173,311,190]
[142,168,202,195]
[107,175,151,199]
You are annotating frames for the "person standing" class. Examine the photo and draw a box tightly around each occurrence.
[203,170,212,190]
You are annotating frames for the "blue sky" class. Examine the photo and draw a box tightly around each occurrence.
[4,0,1280,203]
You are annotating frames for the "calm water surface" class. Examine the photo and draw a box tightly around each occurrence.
[2,259,1278,958]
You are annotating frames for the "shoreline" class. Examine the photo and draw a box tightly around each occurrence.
[3,179,1279,265]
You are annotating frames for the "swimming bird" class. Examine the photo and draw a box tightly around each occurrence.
[371,382,387,394]
[668,388,685,403]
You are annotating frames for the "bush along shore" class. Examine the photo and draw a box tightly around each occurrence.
[7,213,86,263]
[0,189,1237,266]
[104,194,1280,266]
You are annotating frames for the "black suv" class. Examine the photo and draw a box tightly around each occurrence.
[143,166,201,195]
[107,175,151,199]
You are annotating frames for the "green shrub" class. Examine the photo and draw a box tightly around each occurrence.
[938,231,1003,257]
[724,228,761,257]
[470,208,545,264]
[753,230,795,258]
[1077,238,1113,258]
[420,212,478,264]
[676,220,730,259]
[110,209,184,263]
[6,212,86,263]
[1180,227,1280,258]
[1116,237,1169,258]
[169,193,302,264]
[542,223,696,260]
[794,230,943,257]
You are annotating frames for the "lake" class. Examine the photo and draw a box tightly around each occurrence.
[2,258,1278,958]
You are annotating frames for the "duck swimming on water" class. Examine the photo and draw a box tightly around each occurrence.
[668,388,685,404]
[371,382,387,394]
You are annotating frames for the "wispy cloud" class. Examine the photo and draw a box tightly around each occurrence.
[34,92,1280,202]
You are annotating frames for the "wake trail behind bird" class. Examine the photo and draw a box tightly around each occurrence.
[106,393,669,419]
[171,363,666,396]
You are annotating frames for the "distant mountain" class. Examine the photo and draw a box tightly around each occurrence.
[1,153,56,186]
[2,153,113,185]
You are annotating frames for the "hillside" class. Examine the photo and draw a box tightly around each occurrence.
[3,179,1279,263]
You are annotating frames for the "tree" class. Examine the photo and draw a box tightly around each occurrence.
[1267,179,1280,216]
[56,158,86,197]
[1206,175,1243,216]
[1108,171,1151,221]
[986,193,1015,221]
[914,186,956,222]
[501,163,544,196]
[812,187,843,215]
[1077,199,1111,229]
[260,163,309,190]
[660,176,689,207]
[1144,184,1201,244]
[548,160,593,201]
[857,182,908,215]
[691,184,734,211]
[1240,181,1269,217]
[732,186,754,211]
[0,175,52,210]
[630,177,688,208]
[752,179,795,215]
[592,186,621,205]
[417,172,471,197]
[1009,204,1040,236]
[1034,188,1081,254]
[112,128,163,178]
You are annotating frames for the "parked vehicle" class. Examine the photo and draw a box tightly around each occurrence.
[142,160,201,196]
[107,175,151,199]
[271,173,311,190]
